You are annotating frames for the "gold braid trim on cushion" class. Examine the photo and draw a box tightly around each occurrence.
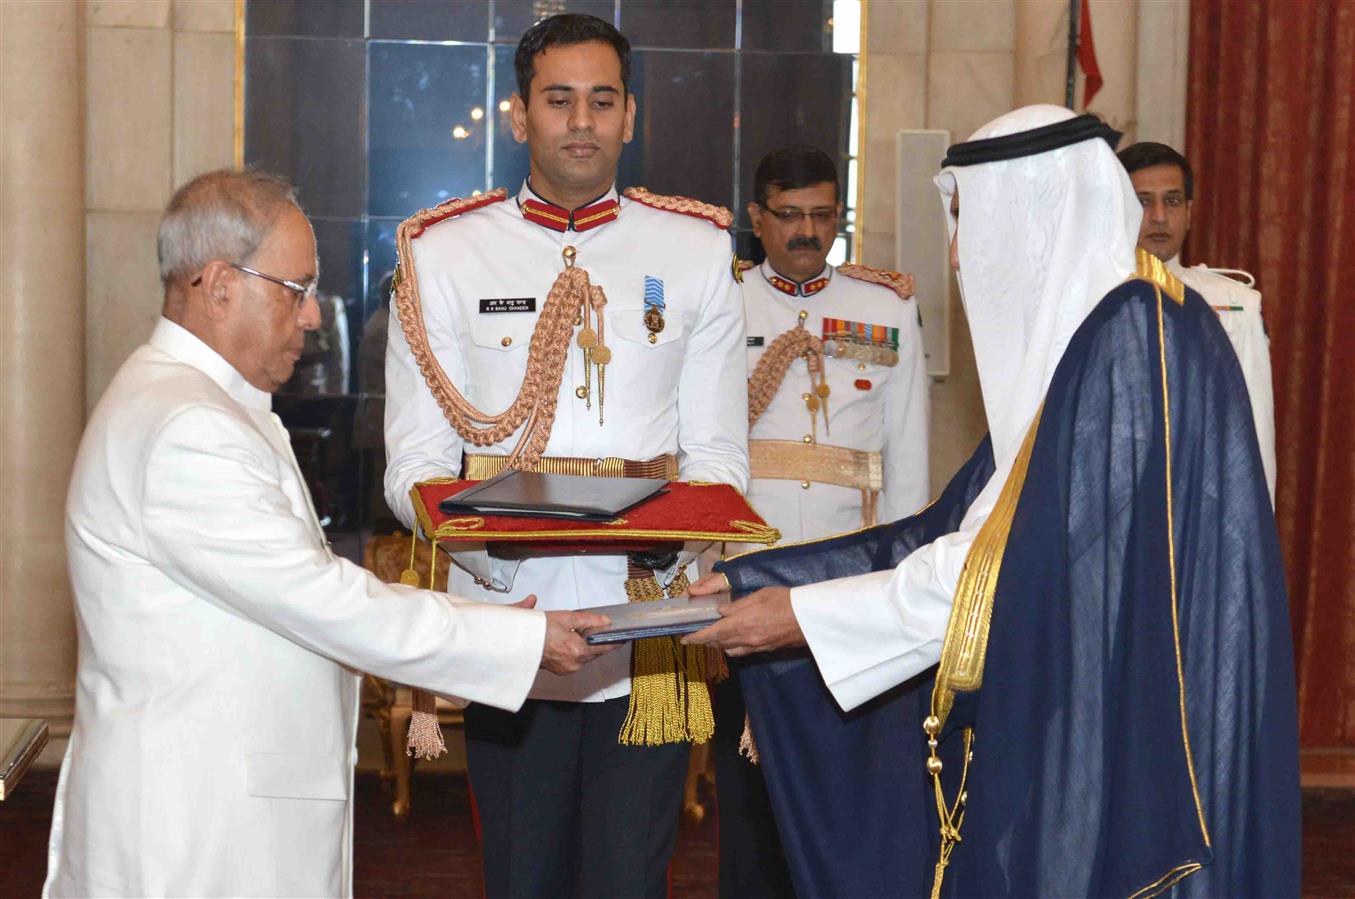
[747,326,826,427]
[623,186,734,230]
[394,191,609,471]
[838,262,916,300]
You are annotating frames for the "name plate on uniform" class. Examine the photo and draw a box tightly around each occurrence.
[479,297,536,314]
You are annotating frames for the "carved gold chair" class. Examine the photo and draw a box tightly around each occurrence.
[361,532,465,819]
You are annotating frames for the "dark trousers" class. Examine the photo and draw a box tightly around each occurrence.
[465,697,688,899]
[712,676,796,899]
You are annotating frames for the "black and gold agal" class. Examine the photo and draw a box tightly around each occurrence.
[941,113,1122,167]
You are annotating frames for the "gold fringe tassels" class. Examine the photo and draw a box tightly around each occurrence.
[407,687,447,760]
[407,538,449,759]
[617,563,717,746]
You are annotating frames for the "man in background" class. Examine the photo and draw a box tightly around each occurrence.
[45,168,610,898]
[718,143,928,898]
[1119,140,1276,500]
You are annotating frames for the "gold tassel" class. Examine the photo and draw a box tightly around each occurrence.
[706,647,730,683]
[617,565,716,746]
[407,688,447,759]
[400,529,420,585]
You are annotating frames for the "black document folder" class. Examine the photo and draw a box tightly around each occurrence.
[581,592,732,644]
[438,470,668,522]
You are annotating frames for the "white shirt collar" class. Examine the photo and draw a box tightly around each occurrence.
[149,317,272,411]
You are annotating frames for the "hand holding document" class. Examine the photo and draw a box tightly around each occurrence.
[581,592,732,644]
[511,595,619,673]
[680,583,806,657]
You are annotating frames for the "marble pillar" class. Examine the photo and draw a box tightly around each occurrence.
[0,0,84,734]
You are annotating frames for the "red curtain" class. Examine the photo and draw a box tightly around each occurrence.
[1187,0,1355,749]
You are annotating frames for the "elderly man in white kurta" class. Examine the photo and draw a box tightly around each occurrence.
[44,169,612,899]
[1118,140,1277,501]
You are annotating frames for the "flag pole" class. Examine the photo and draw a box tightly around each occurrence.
[1065,0,1080,109]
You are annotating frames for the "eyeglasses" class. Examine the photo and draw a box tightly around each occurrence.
[192,263,318,306]
[761,206,839,225]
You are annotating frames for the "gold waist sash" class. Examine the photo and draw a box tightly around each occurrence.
[463,452,679,481]
[748,439,882,526]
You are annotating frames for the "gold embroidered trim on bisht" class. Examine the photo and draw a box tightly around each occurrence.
[623,186,734,230]
[929,406,1042,728]
[837,262,916,301]
[1128,861,1205,899]
[1135,247,1186,304]
[1153,279,1212,851]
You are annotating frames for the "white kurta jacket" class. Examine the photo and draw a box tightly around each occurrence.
[45,319,547,898]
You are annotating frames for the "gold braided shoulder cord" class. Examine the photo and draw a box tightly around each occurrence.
[622,186,735,229]
[837,262,916,300]
[394,196,608,471]
[747,326,830,438]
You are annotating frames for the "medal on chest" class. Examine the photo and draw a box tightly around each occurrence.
[643,275,666,342]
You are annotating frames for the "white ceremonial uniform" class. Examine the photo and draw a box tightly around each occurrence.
[45,319,546,898]
[1169,256,1277,502]
[742,261,929,542]
[385,182,749,704]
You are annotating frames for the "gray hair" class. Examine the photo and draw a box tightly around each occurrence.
[157,169,300,286]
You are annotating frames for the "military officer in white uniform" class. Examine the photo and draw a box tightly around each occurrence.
[382,14,748,899]
[1119,141,1277,501]
[742,144,930,543]
[711,144,929,899]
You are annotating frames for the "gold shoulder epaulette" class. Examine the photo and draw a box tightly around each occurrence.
[400,188,509,242]
[838,263,916,301]
[1133,247,1185,305]
[623,186,734,230]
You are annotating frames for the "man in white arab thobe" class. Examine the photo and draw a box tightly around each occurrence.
[43,169,615,898]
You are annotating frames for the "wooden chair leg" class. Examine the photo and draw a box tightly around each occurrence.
[374,708,396,794]
[389,703,413,820]
[683,742,710,823]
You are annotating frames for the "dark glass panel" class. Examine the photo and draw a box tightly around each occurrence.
[274,395,366,539]
[245,37,366,218]
[625,50,735,208]
[246,0,365,38]
[369,42,490,218]
[370,0,491,41]
[618,0,735,49]
[737,51,852,227]
[277,218,363,397]
[490,45,531,186]
[493,0,618,44]
[741,0,834,52]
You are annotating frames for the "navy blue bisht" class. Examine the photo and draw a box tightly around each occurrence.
[717,260,1300,898]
